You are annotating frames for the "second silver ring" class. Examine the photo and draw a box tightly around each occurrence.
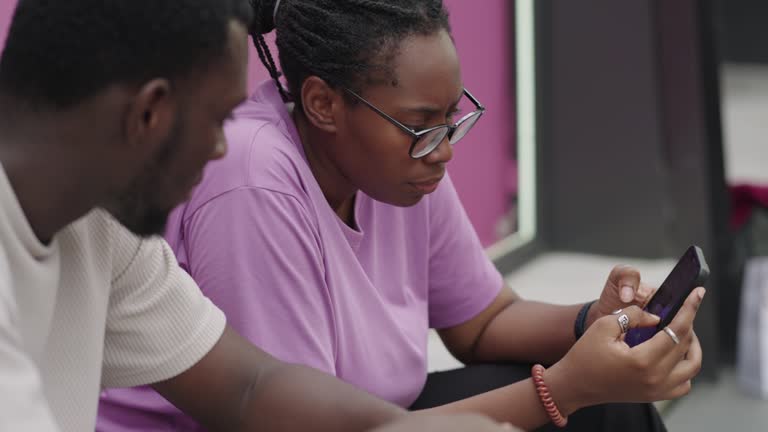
[663,326,680,345]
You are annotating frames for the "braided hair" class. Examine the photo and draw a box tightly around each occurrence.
[249,0,450,106]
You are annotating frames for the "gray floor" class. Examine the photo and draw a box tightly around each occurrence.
[665,369,768,431]
[426,63,768,429]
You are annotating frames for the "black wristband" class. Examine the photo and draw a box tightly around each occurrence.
[574,300,597,341]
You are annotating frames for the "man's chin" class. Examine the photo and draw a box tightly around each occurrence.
[112,207,170,238]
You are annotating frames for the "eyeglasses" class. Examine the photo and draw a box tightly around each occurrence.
[343,87,486,159]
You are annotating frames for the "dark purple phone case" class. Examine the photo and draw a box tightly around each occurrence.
[624,245,709,347]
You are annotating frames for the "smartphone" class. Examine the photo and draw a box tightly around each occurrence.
[624,245,709,347]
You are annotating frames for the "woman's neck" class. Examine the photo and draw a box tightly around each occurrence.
[291,108,357,226]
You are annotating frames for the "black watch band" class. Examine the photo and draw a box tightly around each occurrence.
[574,300,597,341]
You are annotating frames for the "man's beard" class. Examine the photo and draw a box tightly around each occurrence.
[103,118,183,238]
[108,192,173,238]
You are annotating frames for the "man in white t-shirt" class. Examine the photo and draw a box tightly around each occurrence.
[0,1,517,431]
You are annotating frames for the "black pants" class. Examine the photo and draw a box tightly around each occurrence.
[409,364,667,432]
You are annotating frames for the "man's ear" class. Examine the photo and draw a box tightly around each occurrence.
[123,78,176,154]
[299,76,342,134]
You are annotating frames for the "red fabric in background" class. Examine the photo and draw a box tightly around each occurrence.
[730,184,768,229]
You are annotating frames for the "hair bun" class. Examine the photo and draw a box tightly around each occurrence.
[251,0,278,34]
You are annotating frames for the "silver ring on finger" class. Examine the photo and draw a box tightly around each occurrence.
[663,326,680,345]
[617,314,630,334]
[612,308,623,315]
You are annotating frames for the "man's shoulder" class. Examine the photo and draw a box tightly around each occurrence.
[58,210,144,280]
[60,209,120,248]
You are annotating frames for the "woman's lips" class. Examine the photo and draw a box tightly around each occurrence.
[409,176,443,194]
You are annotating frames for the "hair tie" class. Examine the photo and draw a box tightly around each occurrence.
[273,0,282,23]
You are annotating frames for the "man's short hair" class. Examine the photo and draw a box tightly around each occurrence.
[0,0,253,110]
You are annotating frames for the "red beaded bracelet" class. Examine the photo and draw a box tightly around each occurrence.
[531,364,568,428]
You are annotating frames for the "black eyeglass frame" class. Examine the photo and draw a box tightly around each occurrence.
[343,87,486,159]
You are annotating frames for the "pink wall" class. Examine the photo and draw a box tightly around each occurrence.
[1,0,516,246]
[444,0,517,246]
[0,1,13,43]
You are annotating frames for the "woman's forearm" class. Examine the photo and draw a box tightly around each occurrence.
[471,300,586,365]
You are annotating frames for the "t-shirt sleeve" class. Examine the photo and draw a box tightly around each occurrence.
[101,221,226,388]
[0,249,60,431]
[178,186,336,375]
[427,174,504,329]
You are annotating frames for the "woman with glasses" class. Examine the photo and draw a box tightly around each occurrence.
[98,1,702,431]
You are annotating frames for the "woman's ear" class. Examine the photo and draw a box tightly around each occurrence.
[299,76,341,133]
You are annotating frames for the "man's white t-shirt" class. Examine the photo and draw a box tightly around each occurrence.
[0,163,226,431]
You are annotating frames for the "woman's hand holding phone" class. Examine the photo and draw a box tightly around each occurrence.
[542,287,705,416]
[585,265,659,330]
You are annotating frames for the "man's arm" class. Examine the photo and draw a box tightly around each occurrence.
[369,414,520,432]
[152,325,550,432]
[152,325,405,432]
